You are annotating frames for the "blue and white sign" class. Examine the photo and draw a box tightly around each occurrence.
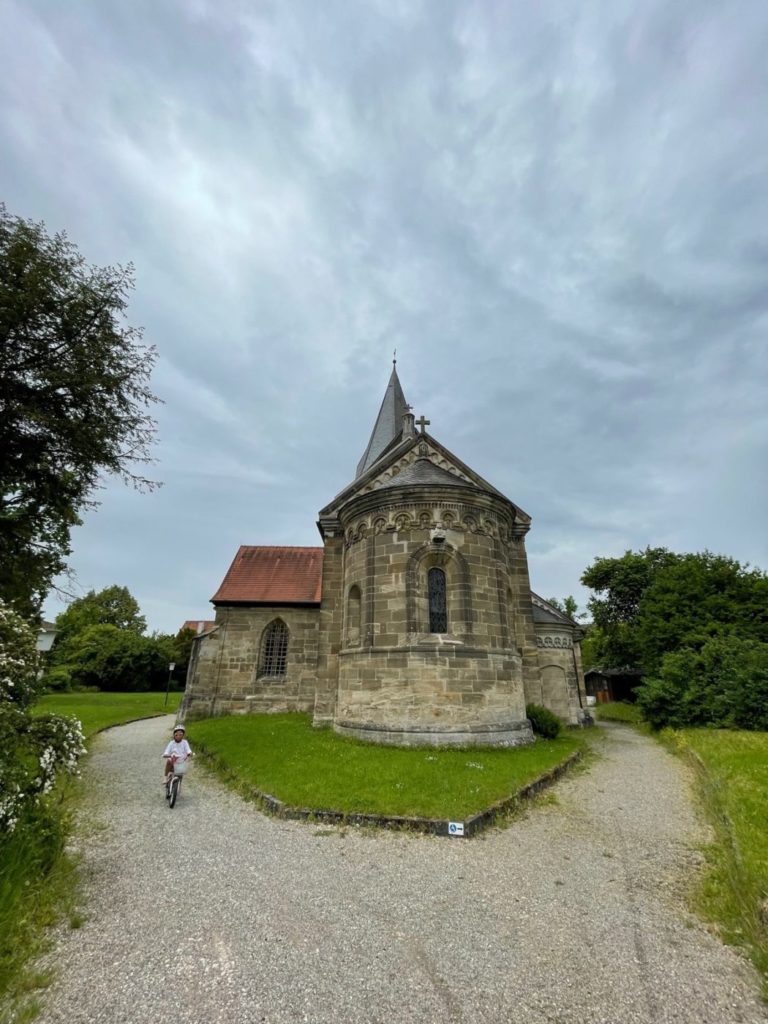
[448,821,465,836]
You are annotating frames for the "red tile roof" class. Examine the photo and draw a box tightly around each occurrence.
[212,546,324,605]
[180,620,217,635]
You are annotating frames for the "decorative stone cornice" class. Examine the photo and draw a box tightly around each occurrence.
[341,498,517,547]
[535,634,573,649]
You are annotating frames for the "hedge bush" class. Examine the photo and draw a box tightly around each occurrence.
[526,703,562,739]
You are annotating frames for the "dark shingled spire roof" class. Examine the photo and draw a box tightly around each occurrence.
[355,364,408,478]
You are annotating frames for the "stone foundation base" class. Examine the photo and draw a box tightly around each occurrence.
[333,719,534,748]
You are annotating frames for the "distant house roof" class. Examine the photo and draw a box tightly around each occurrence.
[212,546,324,605]
[181,619,217,635]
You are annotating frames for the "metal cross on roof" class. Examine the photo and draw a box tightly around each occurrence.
[415,415,430,433]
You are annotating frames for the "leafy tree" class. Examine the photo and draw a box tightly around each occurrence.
[52,585,146,657]
[546,595,581,620]
[581,547,680,669]
[578,623,606,671]
[0,601,40,709]
[635,553,768,676]
[637,637,768,731]
[0,204,160,617]
[171,627,196,683]
[0,598,85,834]
[61,625,166,692]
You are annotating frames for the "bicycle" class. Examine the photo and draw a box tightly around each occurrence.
[164,753,190,808]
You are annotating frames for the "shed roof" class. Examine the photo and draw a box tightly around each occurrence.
[212,546,324,605]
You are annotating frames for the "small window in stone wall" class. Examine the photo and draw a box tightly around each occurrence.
[260,619,289,677]
[428,567,448,633]
[346,585,362,646]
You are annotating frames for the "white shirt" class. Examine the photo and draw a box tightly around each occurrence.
[163,738,192,759]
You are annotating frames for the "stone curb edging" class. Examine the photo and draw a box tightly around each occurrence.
[195,745,584,839]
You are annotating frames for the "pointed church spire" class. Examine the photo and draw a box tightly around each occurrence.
[355,363,409,478]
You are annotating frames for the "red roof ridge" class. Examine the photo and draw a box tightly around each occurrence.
[212,545,324,605]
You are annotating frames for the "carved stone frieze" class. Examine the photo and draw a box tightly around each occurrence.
[343,501,515,546]
[535,634,573,649]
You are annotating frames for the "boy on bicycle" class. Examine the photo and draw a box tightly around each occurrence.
[162,723,193,784]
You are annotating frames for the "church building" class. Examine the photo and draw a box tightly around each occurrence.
[181,365,587,747]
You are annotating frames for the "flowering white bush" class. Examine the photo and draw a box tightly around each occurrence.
[0,600,40,707]
[0,601,86,835]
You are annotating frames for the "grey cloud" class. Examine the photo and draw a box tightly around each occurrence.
[1,0,766,629]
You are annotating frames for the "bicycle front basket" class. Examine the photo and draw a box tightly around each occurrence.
[173,759,189,776]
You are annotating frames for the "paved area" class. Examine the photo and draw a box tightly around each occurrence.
[38,717,767,1024]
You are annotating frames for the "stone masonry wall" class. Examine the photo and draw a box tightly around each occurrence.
[182,605,320,718]
[332,487,534,746]
[534,627,587,725]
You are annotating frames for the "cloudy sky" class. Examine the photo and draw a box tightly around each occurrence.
[2,0,767,633]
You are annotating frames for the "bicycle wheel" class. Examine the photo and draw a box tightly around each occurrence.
[169,775,180,808]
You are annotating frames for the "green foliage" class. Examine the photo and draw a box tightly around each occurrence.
[582,547,768,678]
[0,792,75,1014]
[579,623,605,670]
[581,547,678,669]
[0,602,40,709]
[193,713,584,819]
[53,624,171,693]
[172,627,196,681]
[674,729,768,992]
[525,703,562,739]
[42,586,186,693]
[634,554,768,676]
[546,595,581,620]
[0,204,159,616]
[636,637,768,731]
[52,586,146,655]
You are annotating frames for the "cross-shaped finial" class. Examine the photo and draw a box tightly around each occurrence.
[393,348,397,365]
[415,415,430,433]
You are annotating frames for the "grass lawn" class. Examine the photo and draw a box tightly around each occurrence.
[674,728,768,990]
[33,691,182,738]
[593,701,644,725]
[192,712,587,820]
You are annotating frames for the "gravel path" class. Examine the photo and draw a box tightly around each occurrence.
[37,717,766,1024]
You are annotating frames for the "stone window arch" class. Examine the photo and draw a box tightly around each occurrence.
[346,584,362,646]
[406,542,473,637]
[259,619,289,677]
[428,567,448,633]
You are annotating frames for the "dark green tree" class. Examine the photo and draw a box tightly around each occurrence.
[52,585,146,657]
[0,204,160,617]
[546,595,581,620]
[61,625,167,692]
[635,553,768,675]
[580,547,679,669]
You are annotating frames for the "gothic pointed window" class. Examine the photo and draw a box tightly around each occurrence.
[260,619,289,677]
[428,567,448,633]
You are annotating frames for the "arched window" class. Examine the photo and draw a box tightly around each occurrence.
[428,567,448,633]
[346,585,362,646]
[260,619,289,677]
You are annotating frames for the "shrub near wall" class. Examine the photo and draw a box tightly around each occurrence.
[526,703,562,739]
[637,636,768,731]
